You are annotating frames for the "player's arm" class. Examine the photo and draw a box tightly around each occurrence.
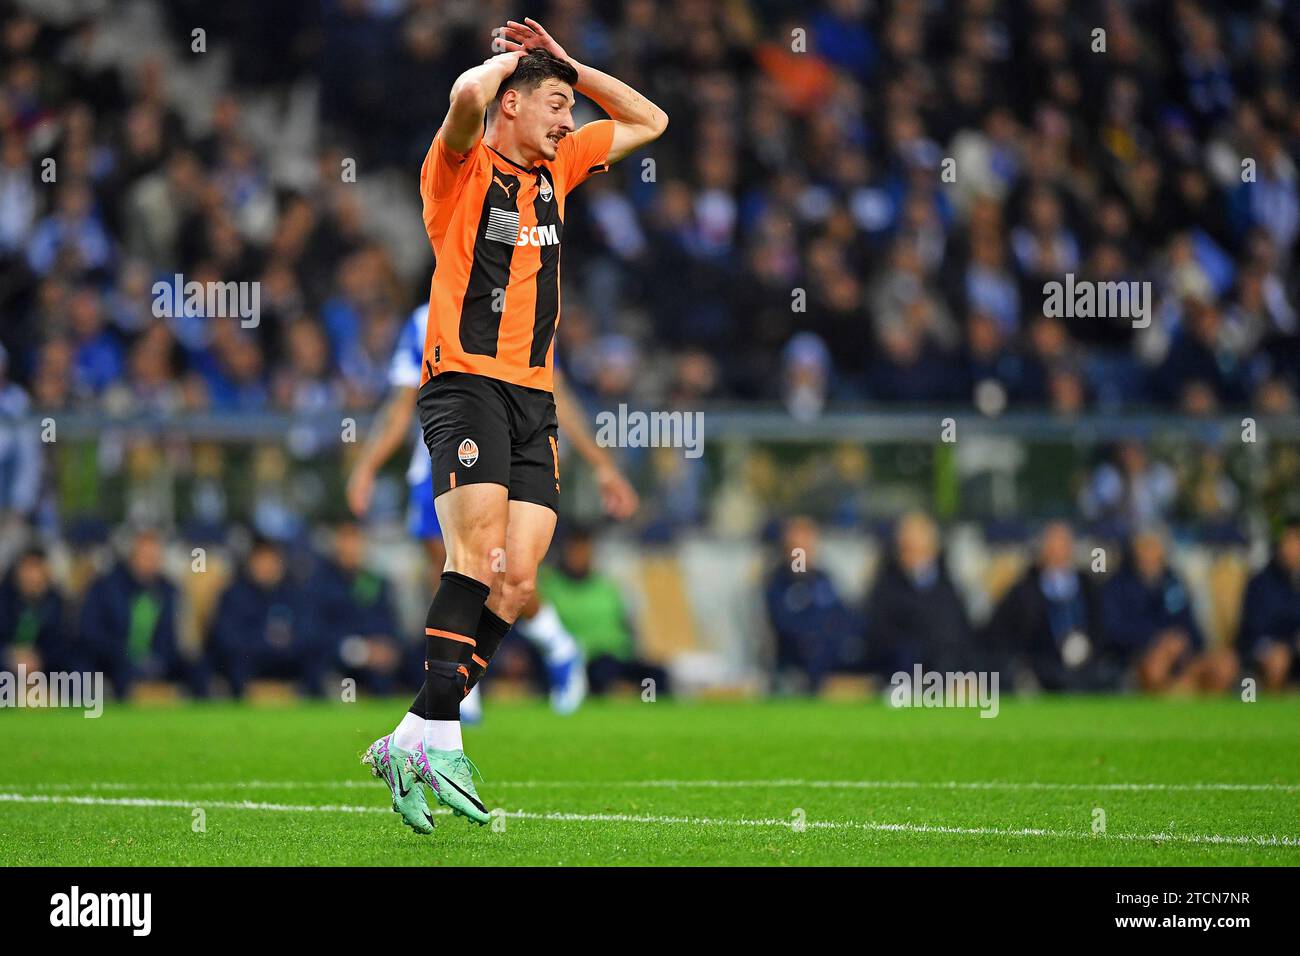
[441,50,526,154]
[494,18,667,163]
[346,386,417,517]
[553,368,639,521]
[570,61,668,163]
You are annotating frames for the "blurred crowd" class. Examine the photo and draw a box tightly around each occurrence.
[3,511,1297,700]
[2,0,1299,695]
[0,520,660,700]
[766,513,1300,694]
[0,0,1298,425]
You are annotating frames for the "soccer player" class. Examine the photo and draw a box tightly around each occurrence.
[361,18,666,833]
[347,304,639,719]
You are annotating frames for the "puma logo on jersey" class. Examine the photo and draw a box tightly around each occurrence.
[492,175,517,197]
[516,224,560,246]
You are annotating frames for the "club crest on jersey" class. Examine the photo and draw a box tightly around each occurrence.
[457,439,479,468]
[538,175,553,202]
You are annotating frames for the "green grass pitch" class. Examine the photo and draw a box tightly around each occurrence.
[1,695,1297,866]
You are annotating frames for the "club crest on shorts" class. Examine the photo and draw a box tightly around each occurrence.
[457,438,479,468]
[538,174,553,202]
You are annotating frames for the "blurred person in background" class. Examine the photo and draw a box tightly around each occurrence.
[0,343,41,531]
[272,319,341,413]
[764,515,864,693]
[1101,527,1237,693]
[0,547,69,674]
[958,310,1028,413]
[865,511,974,676]
[307,521,403,696]
[780,332,830,421]
[983,521,1119,692]
[105,322,183,415]
[77,528,198,698]
[67,285,124,399]
[25,179,113,279]
[347,306,450,584]
[1172,443,1241,539]
[538,524,666,697]
[208,535,322,698]
[1154,300,1249,410]
[1240,518,1300,691]
[1078,440,1178,539]
[0,130,37,259]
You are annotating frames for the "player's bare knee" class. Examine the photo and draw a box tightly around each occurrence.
[444,538,502,583]
[499,571,537,617]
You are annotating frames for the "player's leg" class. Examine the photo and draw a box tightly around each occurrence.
[425,480,508,736]
[444,520,482,723]
[413,476,481,723]
[367,374,509,830]
[423,540,448,588]
[377,485,506,829]
[454,499,560,692]
[459,392,569,702]
[491,500,559,620]
[511,588,588,714]
[401,371,519,825]
[496,410,588,711]
[514,591,588,713]
[420,532,483,723]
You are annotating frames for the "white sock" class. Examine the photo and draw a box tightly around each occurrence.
[425,719,463,752]
[393,711,425,751]
[517,601,579,662]
[461,684,483,721]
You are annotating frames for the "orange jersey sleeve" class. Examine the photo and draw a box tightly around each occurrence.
[420,128,477,251]
[553,119,614,195]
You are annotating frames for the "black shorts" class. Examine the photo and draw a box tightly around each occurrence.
[417,371,560,512]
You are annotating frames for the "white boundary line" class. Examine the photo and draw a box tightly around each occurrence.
[1,779,1296,793]
[1,792,1297,848]
[0,793,396,814]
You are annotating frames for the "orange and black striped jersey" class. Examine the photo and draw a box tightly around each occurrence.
[418,119,615,393]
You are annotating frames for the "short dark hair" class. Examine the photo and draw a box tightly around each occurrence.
[488,49,578,121]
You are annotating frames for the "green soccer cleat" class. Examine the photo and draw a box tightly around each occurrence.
[406,743,491,826]
[361,734,436,835]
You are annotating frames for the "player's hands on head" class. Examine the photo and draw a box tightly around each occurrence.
[596,465,639,521]
[483,49,526,69]
[491,17,570,64]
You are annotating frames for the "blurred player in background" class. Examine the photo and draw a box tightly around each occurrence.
[359,17,664,834]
